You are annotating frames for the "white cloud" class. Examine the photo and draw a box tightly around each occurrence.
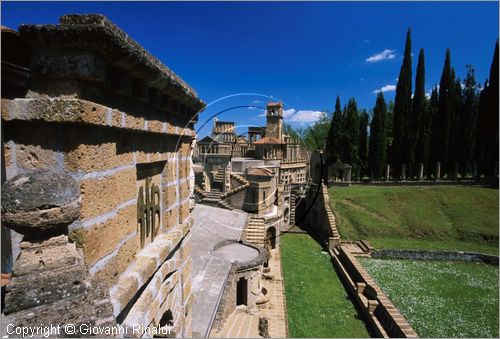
[252,100,262,104]
[366,49,397,63]
[283,108,295,118]
[364,39,370,44]
[286,109,324,124]
[257,108,324,125]
[373,84,396,94]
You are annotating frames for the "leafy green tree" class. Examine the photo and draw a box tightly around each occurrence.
[284,123,301,141]
[392,28,413,177]
[409,48,426,177]
[297,112,331,151]
[359,110,369,177]
[325,96,344,164]
[369,92,387,179]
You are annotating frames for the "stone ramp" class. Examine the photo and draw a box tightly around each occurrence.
[191,205,248,338]
[192,255,232,338]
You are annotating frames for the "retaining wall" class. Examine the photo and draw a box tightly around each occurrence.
[331,246,418,338]
[372,249,499,265]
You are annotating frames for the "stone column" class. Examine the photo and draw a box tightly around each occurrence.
[418,163,424,181]
[435,162,441,180]
[401,164,406,181]
[385,165,390,181]
[1,171,115,334]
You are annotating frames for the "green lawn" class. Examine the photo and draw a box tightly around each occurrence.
[329,185,499,254]
[359,258,499,338]
[280,233,369,338]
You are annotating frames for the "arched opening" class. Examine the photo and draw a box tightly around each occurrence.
[154,309,175,338]
[236,277,248,306]
[265,227,277,250]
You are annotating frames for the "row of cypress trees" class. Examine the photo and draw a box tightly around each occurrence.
[325,29,499,180]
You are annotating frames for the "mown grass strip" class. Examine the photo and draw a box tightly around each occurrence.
[281,233,369,338]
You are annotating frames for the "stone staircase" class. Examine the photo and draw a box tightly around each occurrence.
[200,188,233,210]
[221,173,250,199]
[289,194,296,226]
[244,215,266,246]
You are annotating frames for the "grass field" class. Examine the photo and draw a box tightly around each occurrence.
[329,185,499,254]
[359,258,499,338]
[280,233,369,338]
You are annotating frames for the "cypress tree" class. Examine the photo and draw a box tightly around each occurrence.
[409,48,426,177]
[476,80,489,176]
[476,40,499,177]
[448,70,463,176]
[392,28,413,177]
[325,96,343,164]
[431,49,453,174]
[386,100,394,165]
[359,110,369,178]
[487,40,499,176]
[343,98,360,171]
[369,92,387,179]
[428,86,439,177]
[458,65,478,176]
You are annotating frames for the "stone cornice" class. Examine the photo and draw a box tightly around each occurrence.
[18,14,205,115]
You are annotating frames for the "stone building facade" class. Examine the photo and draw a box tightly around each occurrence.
[1,14,203,337]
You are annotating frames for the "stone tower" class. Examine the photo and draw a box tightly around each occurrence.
[266,102,283,141]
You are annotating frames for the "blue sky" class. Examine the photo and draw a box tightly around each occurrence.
[2,1,498,137]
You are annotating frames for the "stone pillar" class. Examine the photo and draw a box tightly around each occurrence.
[435,162,441,180]
[418,163,424,181]
[385,165,390,181]
[1,171,115,334]
[453,162,459,180]
[401,164,406,181]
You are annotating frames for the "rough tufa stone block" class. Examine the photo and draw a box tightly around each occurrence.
[2,171,80,235]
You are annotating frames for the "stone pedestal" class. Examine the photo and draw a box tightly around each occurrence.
[385,165,390,181]
[1,171,115,335]
[418,163,424,181]
[435,162,441,180]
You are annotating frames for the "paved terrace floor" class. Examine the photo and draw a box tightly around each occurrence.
[191,204,248,338]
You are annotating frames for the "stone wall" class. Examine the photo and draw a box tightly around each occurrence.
[301,182,340,249]
[1,14,204,337]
